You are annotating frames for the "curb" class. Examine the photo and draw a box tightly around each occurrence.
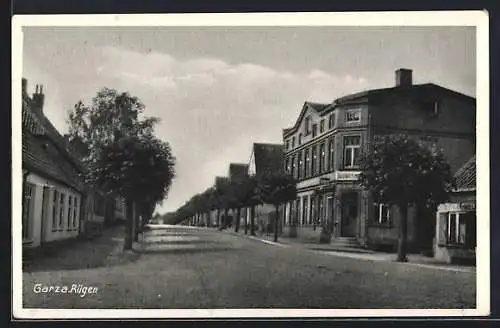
[219,230,475,273]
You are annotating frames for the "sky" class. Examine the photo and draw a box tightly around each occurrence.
[22,26,476,214]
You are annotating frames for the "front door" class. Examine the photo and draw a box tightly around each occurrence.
[341,192,358,237]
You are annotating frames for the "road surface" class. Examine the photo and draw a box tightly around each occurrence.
[22,225,476,310]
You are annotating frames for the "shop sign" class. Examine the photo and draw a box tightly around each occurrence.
[335,171,361,181]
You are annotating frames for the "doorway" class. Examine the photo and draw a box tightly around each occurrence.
[341,192,358,237]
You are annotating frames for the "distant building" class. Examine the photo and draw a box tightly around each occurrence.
[245,142,284,234]
[435,156,476,263]
[281,68,476,251]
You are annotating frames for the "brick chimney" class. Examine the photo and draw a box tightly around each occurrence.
[32,84,45,115]
[395,68,413,87]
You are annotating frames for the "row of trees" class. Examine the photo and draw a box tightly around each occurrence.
[175,134,455,262]
[174,170,297,243]
[66,88,176,250]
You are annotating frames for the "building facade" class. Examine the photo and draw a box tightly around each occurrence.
[281,69,476,250]
[22,79,86,249]
[435,156,476,263]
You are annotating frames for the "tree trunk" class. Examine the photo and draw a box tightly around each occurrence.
[273,205,279,242]
[235,207,241,232]
[244,208,248,234]
[124,199,134,250]
[250,205,256,236]
[224,208,229,228]
[397,203,409,262]
[216,208,221,227]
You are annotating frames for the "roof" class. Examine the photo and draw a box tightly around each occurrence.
[23,129,84,191]
[22,88,85,192]
[333,83,475,105]
[214,176,230,189]
[228,163,249,179]
[454,156,476,191]
[282,101,330,137]
[283,83,475,137]
[253,142,283,175]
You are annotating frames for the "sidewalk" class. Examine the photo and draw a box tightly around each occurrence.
[23,225,140,272]
[222,229,476,273]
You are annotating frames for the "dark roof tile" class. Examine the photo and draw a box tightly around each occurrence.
[454,156,476,190]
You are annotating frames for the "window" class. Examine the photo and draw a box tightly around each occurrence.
[22,183,35,240]
[304,116,311,135]
[328,113,335,129]
[52,190,59,230]
[320,119,325,133]
[373,195,391,225]
[447,212,476,247]
[67,195,73,231]
[291,155,297,179]
[302,196,308,225]
[328,138,335,171]
[305,148,311,177]
[73,197,79,229]
[291,136,296,149]
[319,143,326,173]
[309,196,316,225]
[285,140,290,151]
[297,151,303,179]
[311,145,317,175]
[298,133,303,145]
[318,196,324,225]
[343,136,361,168]
[312,124,318,138]
[59,193,65,228]
[424,100,440,118]
[345,109,361,123]
[285,157,291,174]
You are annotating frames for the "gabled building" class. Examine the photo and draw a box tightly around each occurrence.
[22,79,86,249]
[281,68,476,251]
[245,142,284,234]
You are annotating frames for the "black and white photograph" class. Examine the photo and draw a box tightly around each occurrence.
[12,11,489,319]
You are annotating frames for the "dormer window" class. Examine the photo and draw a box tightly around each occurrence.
[320,119,325,133]
[312,124,318,138]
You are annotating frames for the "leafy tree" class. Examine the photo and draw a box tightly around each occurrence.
[359,134,455,262]
[67,88,175,250]
[215,178,234,229]
[236,175,261,235]
[257,170,297,242]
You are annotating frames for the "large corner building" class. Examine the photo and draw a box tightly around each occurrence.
[281,68,476,252]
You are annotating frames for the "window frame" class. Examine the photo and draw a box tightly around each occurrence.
[319,119,325,133]
[328,137,335,171]
[319,142,326,174]
[447,211,469,245]
[328,113,335,129]
[22,182,35,240]
[59,192,66,231]
[305,148,311,178]
[343,135,362,169]
[312,124,318,138]
[311,145,318,175]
